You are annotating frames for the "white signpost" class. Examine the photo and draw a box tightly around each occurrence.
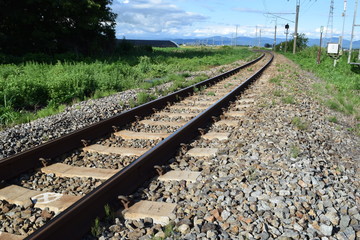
[327,43,341,67]
[327,43,339,54]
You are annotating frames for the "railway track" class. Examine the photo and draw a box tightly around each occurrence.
[0,51,273,239]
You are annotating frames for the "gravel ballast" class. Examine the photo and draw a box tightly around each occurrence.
[91,54,359,239]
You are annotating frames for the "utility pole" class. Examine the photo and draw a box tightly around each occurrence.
[259,29,262,47]
[340,0,347,49]
[285,24,290,52]
[235,25,238,46]
[348,0,359,64]
[293,0,300,54]
[255,26,258,47]
[273,18,278,51]
[317,26,324,64]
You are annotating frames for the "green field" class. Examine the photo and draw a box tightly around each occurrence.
[0,46,257,127]
[283,47,360,134]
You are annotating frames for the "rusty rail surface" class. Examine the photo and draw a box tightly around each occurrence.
[25,52,273,240]
[0,53,264,181]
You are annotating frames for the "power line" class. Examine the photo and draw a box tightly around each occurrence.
[262,0,268,12]
[301,0,317,15]
[265,12,295,23]
[301,0,312,11]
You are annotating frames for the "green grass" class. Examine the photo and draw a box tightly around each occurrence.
[269,76,282,84]
[92,90,118,99]
[163,222,175,237]
[91,218,101,238]
[326,99,342,111]
[291,117,308,130]
[276,64,288,72]
[283,47,359,117]
[0,104,67,129]
[136,92,157,105]
[152,222,176,240]
[104,204,114,222]
[89,204,114,238]
[327,116,338,123]
[273,90,283,97]
[0,46,258,127]
[281,95,296,104]
[224,83,233,88]
[290,145,301,158]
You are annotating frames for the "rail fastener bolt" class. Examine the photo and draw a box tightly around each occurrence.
[154,165,165,176]
[198,128,206,136]
[39,158,48,167]
[118,196,132,210]
[81,139,90,147]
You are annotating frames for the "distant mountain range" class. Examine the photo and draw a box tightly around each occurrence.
[172,36,360,49]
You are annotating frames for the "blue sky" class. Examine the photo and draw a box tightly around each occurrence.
[111,0,359,40]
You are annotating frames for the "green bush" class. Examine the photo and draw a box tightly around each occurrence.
[1,69,49,109]
[137,56,152,74]
[0,106,20,126]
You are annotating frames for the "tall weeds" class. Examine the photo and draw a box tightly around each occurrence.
[283,47,359,133]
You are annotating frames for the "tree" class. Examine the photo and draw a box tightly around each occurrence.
[0,0,117,56]
[275,33,308,52]
[264,43,272,48]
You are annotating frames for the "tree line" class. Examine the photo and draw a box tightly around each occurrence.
[0,0,117,56]
[275,33,308,52]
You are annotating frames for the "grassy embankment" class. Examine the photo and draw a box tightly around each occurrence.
[283,46,360,133]
[0,46,257,128]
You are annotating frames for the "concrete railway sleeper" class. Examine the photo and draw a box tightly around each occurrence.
[0,52,273,239]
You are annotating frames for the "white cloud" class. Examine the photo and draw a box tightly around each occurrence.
[110,0,358,41]
[111,1,299,39]
[112,0,207,37]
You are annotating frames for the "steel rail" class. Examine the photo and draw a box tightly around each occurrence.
[0,53,264,181]
[26,52,273,240]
